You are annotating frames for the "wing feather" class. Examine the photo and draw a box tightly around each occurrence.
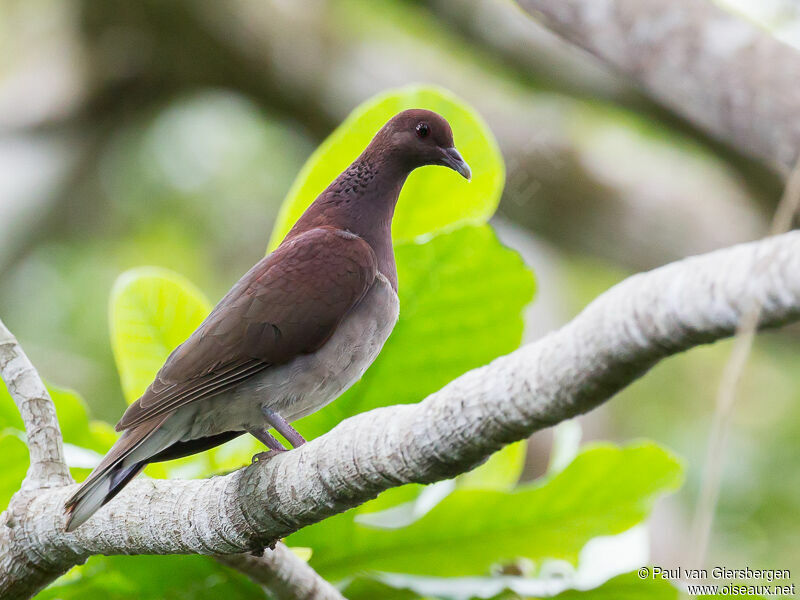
[115,227,378,431]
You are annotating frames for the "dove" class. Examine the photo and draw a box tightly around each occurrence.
[65,109,471,531]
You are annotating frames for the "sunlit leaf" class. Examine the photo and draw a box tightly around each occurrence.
[0,382,115,484]
[458,441,526,491]
[49,385,115,455]
[269,85,504,249]
[110,266,212,404]
[0,379,24,431]
[545,572,678,600]
[342,577,424,600]
[288,443,683,579]
[38,555,265,600]
[0,433,29,510]
[296,225,535,441]
[47,385,117,482]
[343,570,679,600]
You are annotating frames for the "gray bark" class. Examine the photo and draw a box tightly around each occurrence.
[517,0,800,174]
[0,321,71,490]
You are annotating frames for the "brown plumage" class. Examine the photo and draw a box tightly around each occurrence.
[65,109,471,531]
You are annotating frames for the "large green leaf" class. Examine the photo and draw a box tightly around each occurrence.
[38,555,265,600]
[295,225,535,441]
[110,266,212,404]
[288,443,683,580]
[457,441,526,491]
[342,577,425,600]
[343,570,679,600]
[0,382,111,451]
[0,382,23,431]
[268,85,504,249]
[0,433,29,509]
[46,385,117,483]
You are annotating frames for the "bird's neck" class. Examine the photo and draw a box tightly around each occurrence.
[288,151,408,290]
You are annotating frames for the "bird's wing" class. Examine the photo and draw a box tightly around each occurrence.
[115,227,378,431]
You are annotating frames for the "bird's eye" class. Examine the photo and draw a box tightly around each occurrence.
[415,122,430,138]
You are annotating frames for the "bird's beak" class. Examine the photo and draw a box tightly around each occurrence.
[440,147,472,181]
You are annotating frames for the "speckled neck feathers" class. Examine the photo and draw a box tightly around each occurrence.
[285,144,408,291]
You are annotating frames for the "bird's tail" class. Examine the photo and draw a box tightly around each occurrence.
[64,413,176,532]
[64,461,145,532]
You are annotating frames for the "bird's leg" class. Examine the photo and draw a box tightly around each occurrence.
[247,427,287,463]
[261,407,306,448]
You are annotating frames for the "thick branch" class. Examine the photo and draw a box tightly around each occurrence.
[0,318,71,490]
[3,232,800,598]
[215,546,345,600]
[517,0,800,174]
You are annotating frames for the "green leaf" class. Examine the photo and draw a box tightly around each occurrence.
[458,441,526,491]
[288,442,684,580]
[545,572,678,600]
[0,381,24,431]
[295,225,535,441]
[49,385,115,455]
[110,266,212,404]
[38,555,265,600]
[268,85,504,249]
[344,570,679,600]
[0,382,110,451]
[0,433,29,510]
[342,577,426,600]
[355,440,526,531]
[0,382,114,485]
[47,384,117,482]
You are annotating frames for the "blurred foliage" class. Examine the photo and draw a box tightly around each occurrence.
[0,382,115,492]
[0,433,28,509]
[342,570,681,599]
[36,555,264,600]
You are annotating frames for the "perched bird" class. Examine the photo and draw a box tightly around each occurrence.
[65,109,471,531]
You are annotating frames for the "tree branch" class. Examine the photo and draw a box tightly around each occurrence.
[3,232,800,598]
[516,0,800,174]
[215,546,345,600]
[0,318,71,490]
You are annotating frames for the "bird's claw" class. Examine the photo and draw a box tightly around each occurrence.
[249,539,278,557]
[251,449,285,464]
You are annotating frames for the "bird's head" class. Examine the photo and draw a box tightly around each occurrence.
[377,109,472,181]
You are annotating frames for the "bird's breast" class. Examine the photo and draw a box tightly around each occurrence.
[188,272,399,437]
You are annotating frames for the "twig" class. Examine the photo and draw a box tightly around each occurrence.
[0,317,71,489]
[215,545,345,600]
[690,160,800,566]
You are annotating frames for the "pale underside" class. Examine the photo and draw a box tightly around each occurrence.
[131,272,400,461]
